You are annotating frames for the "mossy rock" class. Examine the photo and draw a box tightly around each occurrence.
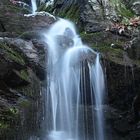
[15,69,41,98]
[0,106,20,129]
[55,4,80,23]
[19,31,42,40]
[0,42,25,65]
[0,106,21,139]
[110,0,135,24]
[18,99,31,108]
[80,31,127,48]
[80,31,132,65]
[14,69,30,82]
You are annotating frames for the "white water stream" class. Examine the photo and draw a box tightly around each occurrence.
[43,19,106,140]
[31,0,37,14]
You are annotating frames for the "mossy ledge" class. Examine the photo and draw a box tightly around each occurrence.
[0,42,25,65]
[58,5,80,23]
[80,31,140,67]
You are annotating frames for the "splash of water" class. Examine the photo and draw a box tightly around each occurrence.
[31,0,37,14]
[43,19,106,140]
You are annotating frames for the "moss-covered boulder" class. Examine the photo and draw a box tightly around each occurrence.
[0,37,46,140]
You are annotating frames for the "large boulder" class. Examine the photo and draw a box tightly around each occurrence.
[120,0,140,15]
[0,1,54,139]
[0,37,46,139]
[0,0,56,36]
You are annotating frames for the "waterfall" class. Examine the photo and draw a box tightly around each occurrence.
[31,0,37,14]
[43,19,106,140]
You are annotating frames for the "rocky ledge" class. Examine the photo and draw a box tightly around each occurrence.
[0,0,56,139]
[0,36,47,140]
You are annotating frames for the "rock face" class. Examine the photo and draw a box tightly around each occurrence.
[0,0,55,36]
[0,22,48,140]
[127,0,140,15]
[0,36,47,139]
[0,0,55,139]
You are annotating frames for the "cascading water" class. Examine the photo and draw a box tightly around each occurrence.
[31,0,37,14]
[43,19,106,140]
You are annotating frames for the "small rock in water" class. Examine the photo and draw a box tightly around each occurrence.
[64,27,74,39]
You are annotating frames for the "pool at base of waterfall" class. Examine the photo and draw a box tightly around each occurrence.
[48,131,75,140]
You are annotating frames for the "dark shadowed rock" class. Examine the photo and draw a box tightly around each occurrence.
[56,35,74,49]
[131,0,140,15]
[0,36,45,139]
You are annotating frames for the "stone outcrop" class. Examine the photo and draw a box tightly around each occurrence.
[0,0,56,37]
[0,0,55,139]
[0,36,47,140]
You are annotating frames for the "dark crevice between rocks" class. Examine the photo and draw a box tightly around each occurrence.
[0,20,6,32]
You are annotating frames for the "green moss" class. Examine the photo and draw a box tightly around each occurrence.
[19,99,31,108]
[6,4,29,13]
[14,69,29,82]
[93,45,122,54]
[19,31,40,40]
[20,70,29,80]
[9,107,19,115]
[118,3,134,18]
[110,0,135,24]
[93,44,125,65]
[58,5,80,22]
[80,32,125,64]
[8,52,25,65]
[15,85,33,97]
[81,32,126,47]
[0,43,25,65]
[0,107,19,128]
[6,4,21,12]
[0,122,9,129]
[2,107,20,117]
[80,32,102,40]
[15,70,41,98]
[37,3,47,12]
[131,59,140,68]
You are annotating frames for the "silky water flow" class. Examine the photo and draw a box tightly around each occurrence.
[43,19,106,140]
[31,0,37,13]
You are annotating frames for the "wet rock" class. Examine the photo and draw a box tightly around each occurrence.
[0,37,46,81]
[4,69,30,88]
[131,0,140,15]
[0,0,56,36]
[19,31,43,40]
[0,37,45,139]
[3,38,39,63]
[0,41,25,80]
[114,119,132,134]
[0,81,21,103]
[53,0,85,11]
[56,35,74,49]
[0,32,17,38]
[0,1,49,139]
[127,37,140,60]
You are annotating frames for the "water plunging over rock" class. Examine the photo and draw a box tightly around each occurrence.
[43,19,106,140]
[31,0,37,14]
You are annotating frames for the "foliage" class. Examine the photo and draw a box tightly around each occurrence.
[9,107,19,115]
[110,0,135,20]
